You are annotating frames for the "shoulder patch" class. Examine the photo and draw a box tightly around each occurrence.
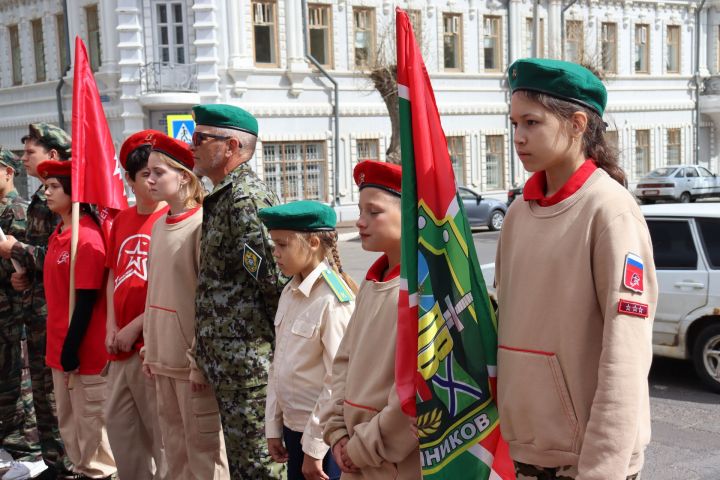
[321,269,352,303]
[242,243,263,279]
[623,252,644,293]
[618,299,649,318]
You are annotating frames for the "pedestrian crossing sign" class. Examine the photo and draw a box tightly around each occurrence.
[166,115,195,144]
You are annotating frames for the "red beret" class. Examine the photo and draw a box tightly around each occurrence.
[353,160,402,196]
[151,133,194,170]
[37,159,71,179]
[119,130,160,169]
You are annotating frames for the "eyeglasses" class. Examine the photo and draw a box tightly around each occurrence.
[192,131,230,146]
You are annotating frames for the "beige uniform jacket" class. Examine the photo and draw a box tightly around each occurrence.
[265,261,355,459]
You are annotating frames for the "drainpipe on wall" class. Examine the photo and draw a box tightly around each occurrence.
[55,0,72,129]
[695,0,707,166]
[506,0,515,187]
[560,0,578,61]
[301,0,340,207]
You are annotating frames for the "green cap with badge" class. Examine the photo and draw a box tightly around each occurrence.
[192,104,258,136]
[21,123,72,159]
[0,147,22,173]
[508,58,607,116]
[259,200,336,232]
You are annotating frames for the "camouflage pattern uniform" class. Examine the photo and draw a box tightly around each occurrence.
[515,462,640,479]
[195,163,286,479]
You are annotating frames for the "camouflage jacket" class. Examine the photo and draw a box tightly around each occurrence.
[195,163,286,391]
[10,186,59,318]
[0,190,29,318]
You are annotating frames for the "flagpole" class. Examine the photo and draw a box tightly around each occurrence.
[69,202,80,324]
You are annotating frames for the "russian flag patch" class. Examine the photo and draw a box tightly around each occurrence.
[623,253,644,293]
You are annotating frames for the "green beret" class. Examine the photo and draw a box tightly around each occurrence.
[0,147,22,173]
[23,123,72,158]
[508,58,607,116]
[192,104,258,136]
[259,201,336,231]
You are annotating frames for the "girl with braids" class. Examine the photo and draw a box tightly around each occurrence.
[259,200,356,480]
[496,58,657,480]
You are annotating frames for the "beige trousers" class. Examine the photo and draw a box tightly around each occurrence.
[51,369,116,478]
[105,354,167,480]
[154,374,229,480]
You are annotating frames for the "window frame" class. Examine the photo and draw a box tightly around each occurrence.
[525,17,544,58]
[307,3,333,68]
[408,9,422,43]
[483,15,501,72]
[152,1,189,65]
[646,219,699,270]
[447,136,466,184]
[565,20,584,63]
[252,0,280,67]
[85,4,102,72]
[601,22,618,74]
[9,25,22,86]
[31,19,46,83]
[262,141,329,202]
[356,138,380,163]
[56,14,69,76]
[443,13,463,72]
[666,24,680,74]
[696,218,720,269]
[353,7,376,70]
[635,129,651,177]
[666,128,681,165]
[485,135,505,190]
[635,23,650,74]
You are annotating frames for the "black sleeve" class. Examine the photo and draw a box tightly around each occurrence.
[60,289,98,372]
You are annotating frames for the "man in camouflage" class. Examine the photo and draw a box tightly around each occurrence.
[0,147,37,462]
[191,104,286,479]
[0,124,70,476]
[514,462,640,480]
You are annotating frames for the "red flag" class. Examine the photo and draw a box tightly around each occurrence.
[71,36,128,238]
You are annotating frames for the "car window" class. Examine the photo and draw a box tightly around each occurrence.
[684,167,698,178]
[696,218,720,269]
[458,189,476,201]
[647,167,678,177]
[674,169,685,178]
[646,220,698,269]
[698,166,715,177]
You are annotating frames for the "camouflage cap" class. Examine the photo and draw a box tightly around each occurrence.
[23,123,72,158]
[0,147,22,173]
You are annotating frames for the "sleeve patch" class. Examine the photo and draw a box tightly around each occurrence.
[618,299,649,318]
[321,269,352,303]
[243,243,263,280]
[623,252,644,293]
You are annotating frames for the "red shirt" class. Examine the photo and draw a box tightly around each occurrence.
[44,215,109,374]
[106,205,169,361]
[366,254,400,282]
[523,159,598,207]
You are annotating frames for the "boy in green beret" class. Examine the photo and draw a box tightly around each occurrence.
[497,58,655,480]
[259,200,356,480]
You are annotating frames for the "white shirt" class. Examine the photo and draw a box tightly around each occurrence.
[265,261,355,459]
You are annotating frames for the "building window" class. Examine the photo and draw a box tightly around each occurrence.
[154,2,187,64]
[263,142,327,202]
[353,7,375,69]
[32,19,46,82]
[525,17,544,58]
[446,136,465,183]
[667,129,681,165]
[408,9,422,41]
[565,20,583,63]
[601,22,617,74]
[253,1,278,66]
[635,130,650,177]
[85,5,101,72]
[356,139,380,162]
[9,25,21,85]
[635,24,649,73]
[443,13,462,71]
[483,16,501,71]
[666,25,680,73]
[56,14,69,75]
[604,130,619,151]
[486,135,504,190]
[307,4,332,67]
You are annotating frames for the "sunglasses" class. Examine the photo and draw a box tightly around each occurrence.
[192,131,230,146]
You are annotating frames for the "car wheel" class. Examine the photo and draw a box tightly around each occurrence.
[692,323,720,393]
[679,192,692,203]
[488,210,505,231]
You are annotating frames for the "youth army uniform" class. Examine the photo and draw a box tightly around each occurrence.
[195,162,286,478]
[515,463,639,480]
[10,124,68,471]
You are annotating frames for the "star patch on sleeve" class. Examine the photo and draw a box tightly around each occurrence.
[618,299,649,318]
[242,244,263,280]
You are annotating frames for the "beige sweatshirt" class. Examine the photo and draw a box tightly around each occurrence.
[495,169,657,480]
[142,208,206,384]
[323,258,421,479]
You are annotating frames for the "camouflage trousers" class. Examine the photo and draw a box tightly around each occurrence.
[515,461,640,480]
[214,384,284,479]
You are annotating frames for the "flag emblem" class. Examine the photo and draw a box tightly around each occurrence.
[623,253,644,293]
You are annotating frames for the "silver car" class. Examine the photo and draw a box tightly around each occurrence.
[635,165,720,204]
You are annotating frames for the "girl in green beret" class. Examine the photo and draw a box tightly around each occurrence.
[496,58,657,480]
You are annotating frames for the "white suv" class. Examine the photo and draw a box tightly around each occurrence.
[642,203,720,392]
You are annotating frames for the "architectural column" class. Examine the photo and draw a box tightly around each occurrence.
[700,5,710,76]
[226,0,254,96]
[547,0,562,60]
[284,0,310,97]
[116,0,145,135]
[193,0,221,103]
[509,0,522,64]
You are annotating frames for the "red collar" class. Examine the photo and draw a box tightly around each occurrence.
[166,205,201,224]
[523,159,597,207]
[366,255,400,282]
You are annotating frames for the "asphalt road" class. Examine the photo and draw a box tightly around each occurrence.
[338,229,720,478]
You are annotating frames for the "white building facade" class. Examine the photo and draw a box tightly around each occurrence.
[0,0,717,215]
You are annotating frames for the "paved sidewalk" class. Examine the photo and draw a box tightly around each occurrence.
[336,221,359,241]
